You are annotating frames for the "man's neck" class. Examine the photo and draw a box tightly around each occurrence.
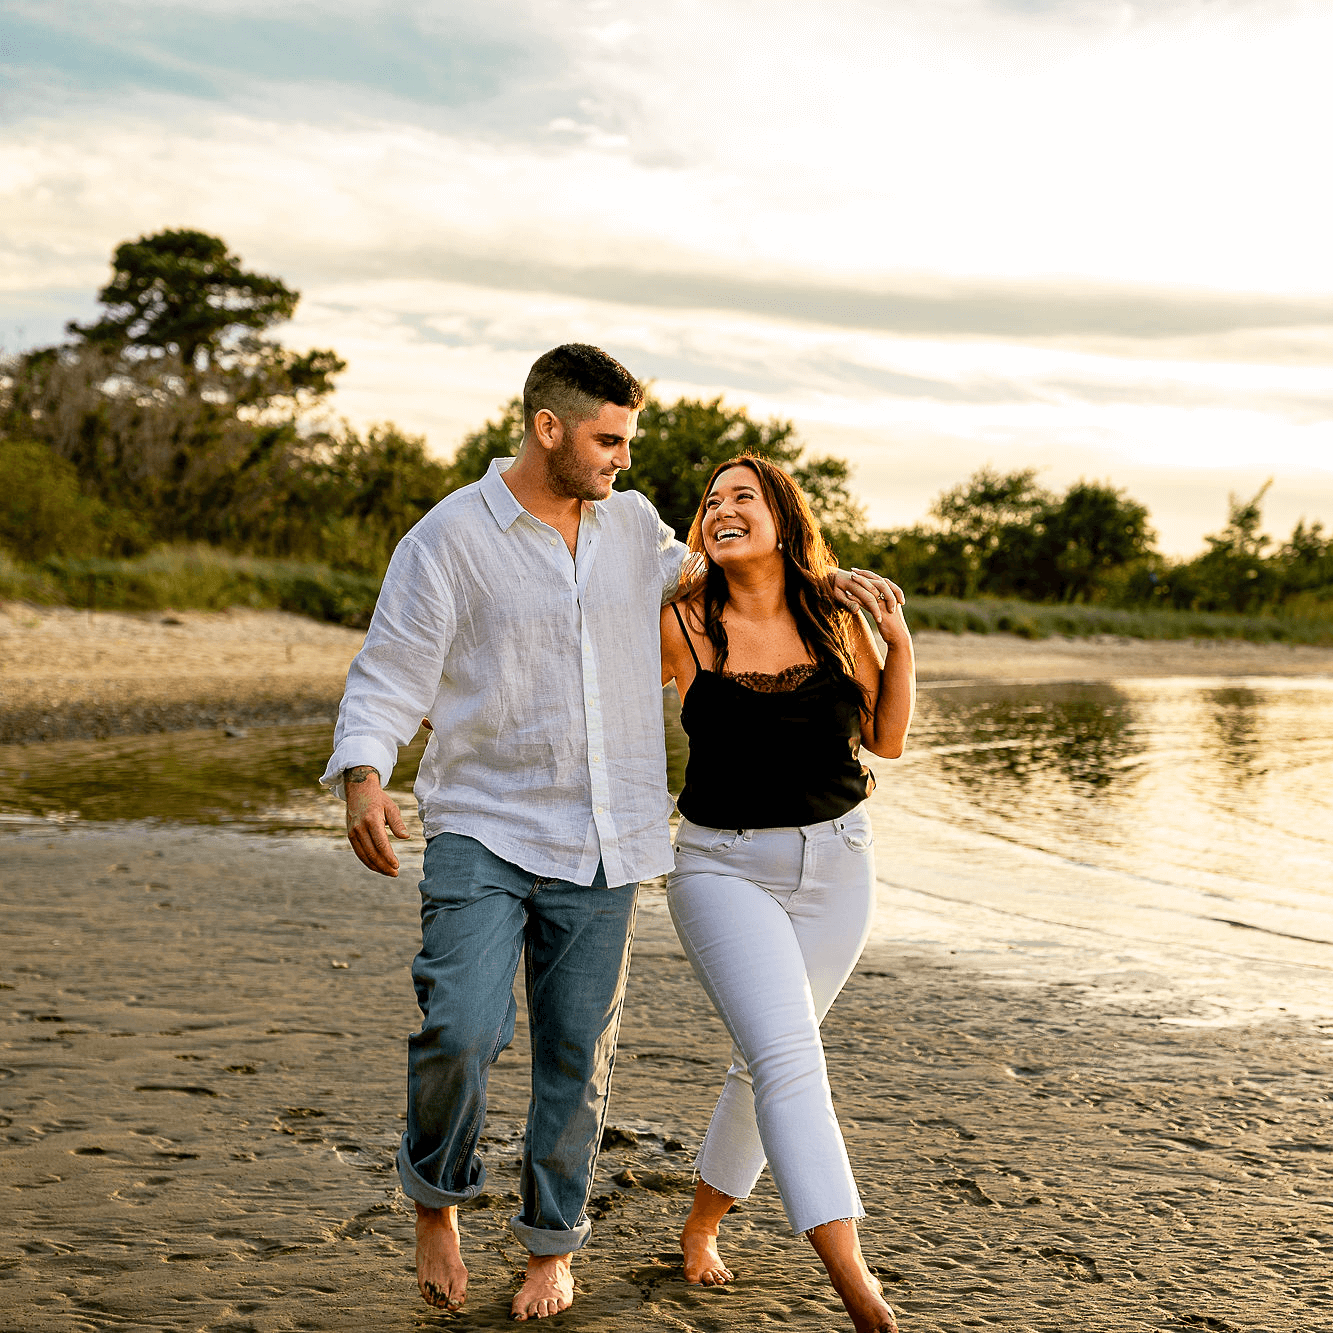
[501,451,583,557]
[501,451,582,529]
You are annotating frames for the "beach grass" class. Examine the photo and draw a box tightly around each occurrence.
[0,545,381,627]
[903,595,1333,645]
[4,545,1332,643]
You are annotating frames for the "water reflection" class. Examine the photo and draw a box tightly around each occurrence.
[0,725,426,834]
[916,682,1144,794]
[885,676,1333,903]
[1203,686,1267,784]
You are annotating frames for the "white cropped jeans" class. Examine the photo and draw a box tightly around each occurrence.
[666,807,876,1234]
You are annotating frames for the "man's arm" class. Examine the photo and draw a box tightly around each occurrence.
[320,532,456,876]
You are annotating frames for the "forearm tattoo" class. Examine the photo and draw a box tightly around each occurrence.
[344,765,379,786]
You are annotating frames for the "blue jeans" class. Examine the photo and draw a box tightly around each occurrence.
[396,832,638,1255]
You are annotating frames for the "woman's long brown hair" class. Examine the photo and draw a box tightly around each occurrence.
[685,455,867,706]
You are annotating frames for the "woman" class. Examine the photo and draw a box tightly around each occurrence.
[661,456,914,1333]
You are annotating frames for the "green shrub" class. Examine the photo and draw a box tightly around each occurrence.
[0,437,107,559]
[996,612,1043,639]
[23,546,381,627]
[0,547,61,602]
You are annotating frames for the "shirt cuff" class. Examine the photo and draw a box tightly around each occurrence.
[663,550,703,605]
[320,736,399,802]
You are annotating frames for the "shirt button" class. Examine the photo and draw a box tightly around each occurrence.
[591,755,601,764]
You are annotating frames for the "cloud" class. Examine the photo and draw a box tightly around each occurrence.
[319,250,1333,344]
[3,0,1331,555]
[278,274,1333,464]
[4,97,1329,349]
[6,0,1333,293]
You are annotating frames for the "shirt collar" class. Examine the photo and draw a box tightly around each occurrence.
[479,456,525,532]
[478,455,605,533]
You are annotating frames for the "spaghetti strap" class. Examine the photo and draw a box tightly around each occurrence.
[671,602,704,673]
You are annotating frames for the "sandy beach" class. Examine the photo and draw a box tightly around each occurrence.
[3,605,1332,1330]
[4,602,1333,744]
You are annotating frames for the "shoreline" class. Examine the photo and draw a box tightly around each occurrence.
[5,603,1332,743]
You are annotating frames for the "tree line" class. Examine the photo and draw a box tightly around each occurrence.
[2,229,1330,619]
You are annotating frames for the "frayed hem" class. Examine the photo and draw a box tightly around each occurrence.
[693,1166,751,1203]
[798,1208,867,1237]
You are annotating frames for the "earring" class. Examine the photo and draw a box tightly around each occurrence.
[778,540,784,550]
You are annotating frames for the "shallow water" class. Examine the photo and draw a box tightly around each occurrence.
[3,676,1331,1021]
[0,722,415,835]
[866,676,1333,1023]
[898,676,1333,906]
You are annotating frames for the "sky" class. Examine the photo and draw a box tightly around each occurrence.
[1,0,1330,556]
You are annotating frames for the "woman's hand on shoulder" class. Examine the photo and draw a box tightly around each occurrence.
[830,567,904,626]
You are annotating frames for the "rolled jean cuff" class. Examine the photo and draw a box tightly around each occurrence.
[510,1211,593,1256]
[397,1135,487,1209]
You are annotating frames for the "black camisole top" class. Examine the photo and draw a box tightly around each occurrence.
[671,604,874,830]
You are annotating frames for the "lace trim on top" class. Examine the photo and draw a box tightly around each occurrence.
[721,663,819,694]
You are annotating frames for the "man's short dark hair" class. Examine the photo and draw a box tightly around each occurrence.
[522,344,644,435]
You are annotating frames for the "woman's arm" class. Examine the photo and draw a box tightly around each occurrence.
[851,605,916,758]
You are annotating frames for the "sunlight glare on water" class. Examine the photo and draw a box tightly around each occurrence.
[866,677,1333,1022]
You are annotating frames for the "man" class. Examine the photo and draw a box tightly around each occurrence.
[321,344,897,1319]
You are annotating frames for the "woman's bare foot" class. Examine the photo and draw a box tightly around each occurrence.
[832,1271,897,1333]
[415,1203,467,1310]
[681,1221,734,1285]
[807,1218,898,1333]
[679,1179,737,1286]
[512,1252,575,1320]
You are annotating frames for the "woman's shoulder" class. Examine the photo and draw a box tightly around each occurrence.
[661,594,708,686]
[659,594,691,648]
[662,593,704,632]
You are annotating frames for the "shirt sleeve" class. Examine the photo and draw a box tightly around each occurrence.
[630,490,692,603]
[319,533,456,800]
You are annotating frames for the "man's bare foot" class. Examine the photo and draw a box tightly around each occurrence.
[415,1203,468,1310]
[512,1252,574,1320]
[680,1221,734,1286]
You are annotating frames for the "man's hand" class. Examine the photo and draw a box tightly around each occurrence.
[344,766,409,877]
[831,567,905,625]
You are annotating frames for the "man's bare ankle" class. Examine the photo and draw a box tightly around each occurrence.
[415,1204,467,1311]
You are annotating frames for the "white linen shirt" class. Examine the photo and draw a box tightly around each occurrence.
[320,457,688,886]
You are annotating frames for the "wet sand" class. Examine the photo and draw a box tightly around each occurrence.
[4,829,1332,1331]
[3,606,1333,1329]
